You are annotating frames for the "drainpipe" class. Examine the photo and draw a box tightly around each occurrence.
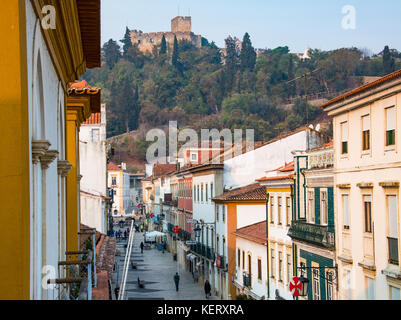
[265,194,270,299]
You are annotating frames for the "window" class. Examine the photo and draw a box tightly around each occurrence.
[258,259,262,281]
[270,196,275,223]
[278,197,282,225]
[91,128,100,142]
[112,176,117,186]
[313,268,320,300]
[362,115,370,151]
[205,183,208,202]
[248,254,252,276]
[386,107,396,146]
[237,248,240,267]
[287,254,292,283]
[222,205,225,222]
[321,191,328,225]
[211,183,214,199]
[278,251,283,281]
[343,195,350,229]
[341,121,348,154]
[390,286,401,300]
[191,152,198,161]
[242,251,245,270]
[387,195,399,265]
[326,271,334,300]
[286,197,291,226]
[366,277,375,300]
[364,195,372,233]
[201,184,203,202]
[300,262,306,277]
[197,185,199,202]
[216,205,219,222]
[271,249,275,278]
[344,270,352,300]
[308,191,315,223]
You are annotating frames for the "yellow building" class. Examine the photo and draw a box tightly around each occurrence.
[0,0,100,299]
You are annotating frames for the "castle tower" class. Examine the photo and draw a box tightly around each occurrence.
[171,16,192,33]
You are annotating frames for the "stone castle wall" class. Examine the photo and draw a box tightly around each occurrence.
[130,16,202,54]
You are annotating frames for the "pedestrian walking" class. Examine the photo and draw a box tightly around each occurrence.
[204,279,211,299]
[193,269,199,283]
[140,241,144,254]
[162,241,166,254]
[124,230,127,239]
[174,272,180,292]
[114,284,120,300]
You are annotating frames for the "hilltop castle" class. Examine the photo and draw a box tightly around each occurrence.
[130,16,202,54]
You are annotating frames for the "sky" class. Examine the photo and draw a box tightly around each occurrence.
[101,0,401,54]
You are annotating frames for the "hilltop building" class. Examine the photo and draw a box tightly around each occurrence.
[130,16,202,54]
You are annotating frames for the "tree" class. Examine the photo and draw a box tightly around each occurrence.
[172,35,179,67]
[224,36,239,93]
[102,39,121,69]
[160,34,167,55]
[383,45,395,75]
[120,27,133,56]
[240,32,256,71]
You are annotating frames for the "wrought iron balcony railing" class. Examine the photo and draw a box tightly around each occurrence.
[388,237,399,265]
[288,220,335,249]
[243,272,252,288]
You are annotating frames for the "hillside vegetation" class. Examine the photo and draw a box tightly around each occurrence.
[82,29,401,167]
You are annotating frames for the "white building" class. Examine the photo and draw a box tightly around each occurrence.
[322,70,401,300]
[223,127,328,189]
[108,162,130,216]
[79,104,107,233]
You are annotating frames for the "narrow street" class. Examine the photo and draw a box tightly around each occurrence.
[112,228,218,300]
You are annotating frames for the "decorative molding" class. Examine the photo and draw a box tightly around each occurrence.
[379,181,400,188]
[40,150,59,169]
[338,254,353,264]
[77,174,83,182]
[32,140,51,164]
[58,160,72,177]
[357,182,374,189]
[336,184,351,189]
[358,260,376,271]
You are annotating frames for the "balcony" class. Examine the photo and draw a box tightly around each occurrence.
[388,237,399,265]
[288,220,335,249]
[243,272,252,288]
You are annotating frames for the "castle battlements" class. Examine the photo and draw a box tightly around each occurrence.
[130,16,202,54]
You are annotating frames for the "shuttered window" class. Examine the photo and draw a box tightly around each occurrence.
[386,107,396,146]
[341,122,348,154]
[362,115,370,151]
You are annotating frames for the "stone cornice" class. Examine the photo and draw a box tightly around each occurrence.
[40,149,59,169]
[58,160,72,177]
[379,181,400,188]
[357,182,374,189]
[31,140,51,164]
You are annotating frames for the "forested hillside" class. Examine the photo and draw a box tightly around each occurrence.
[82,28,401,168]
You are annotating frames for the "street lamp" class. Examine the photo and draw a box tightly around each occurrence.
[194,224,202,241]
[298,275,309,297]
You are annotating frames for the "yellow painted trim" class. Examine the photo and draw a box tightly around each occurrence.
[266,187,291,194]
[0,0,30,299]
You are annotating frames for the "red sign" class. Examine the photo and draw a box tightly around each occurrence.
[289,277,303,297]
[150,213,154,219]
[173,225,181,234]
[137,204,141,209]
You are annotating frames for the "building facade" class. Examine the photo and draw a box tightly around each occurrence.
[322,70,401,300]
[0,0,101,299]
[108,162,130,216]
[80,104,108,233]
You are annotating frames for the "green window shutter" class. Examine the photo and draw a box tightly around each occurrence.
[328,187,334,233]
[314,188,320,224]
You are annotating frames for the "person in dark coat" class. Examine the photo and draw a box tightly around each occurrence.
[174,272,180,292]
[114,284,120,300]
[204,279,211,299]
[140,241,144,254]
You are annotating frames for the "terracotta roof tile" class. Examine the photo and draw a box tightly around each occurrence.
[107,161,121,171]
[320,69,401,109]
[153,163,177,178]
[256,173,293,182]
[83,112,101,125]
[233,221,267,245]
[213,183,267,201]
[68,80,101,113]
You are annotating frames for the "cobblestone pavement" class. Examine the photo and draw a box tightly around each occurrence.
[112,230,218,300]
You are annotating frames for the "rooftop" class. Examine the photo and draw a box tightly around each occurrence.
[213,183,267,202]
[107,161,121,171]
[233,221,267,245]
[82,112,101,125]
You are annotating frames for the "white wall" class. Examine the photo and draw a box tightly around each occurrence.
[237,204,266,229]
